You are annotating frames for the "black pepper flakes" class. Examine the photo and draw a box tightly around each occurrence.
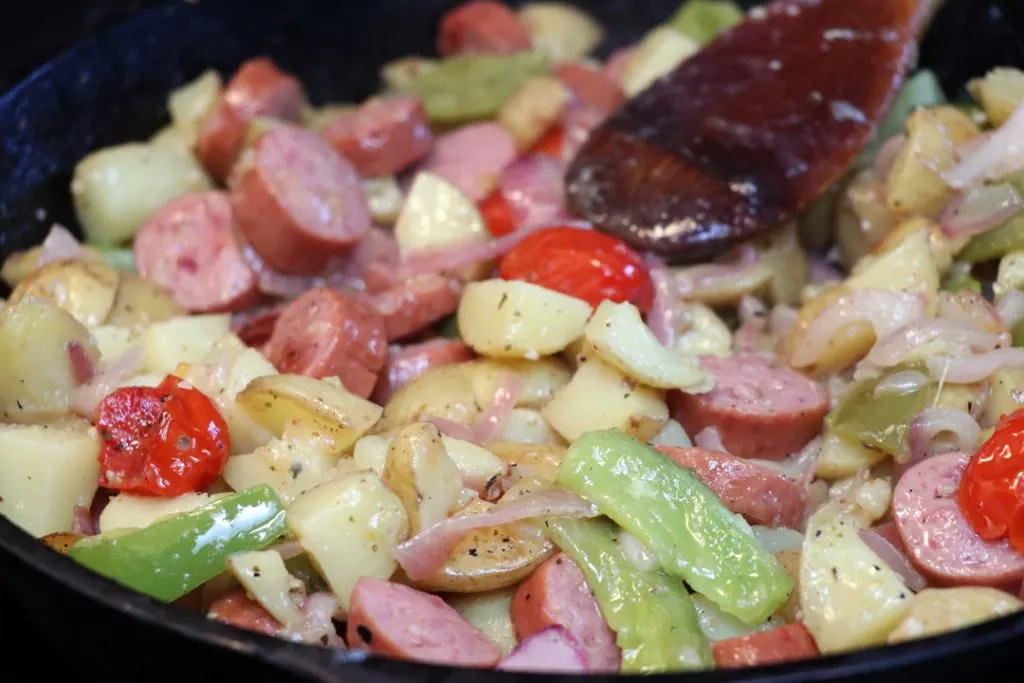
[468,548,478,557]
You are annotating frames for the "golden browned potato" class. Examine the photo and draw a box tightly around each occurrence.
[968,67,1024,126]
[464,358,572,409]
[9,260,120,327]
[105,274,185,329]
[887,588,1023,644]
[41,532,82,554]
[774,549,802,623]
[486,441,565,482]
[383,423,463,535]
[376,365,481,434]
[835,169,896,269]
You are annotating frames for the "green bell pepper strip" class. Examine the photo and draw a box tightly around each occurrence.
[403,52,549,125]
[1012,317,1024,348]
[827,366,938,457]
[547,517,712,672]
[958,212,1024,264]
[93,247,136,273]
[556,430,791,624]
[668,0,743,45]
[877,70,946,142]
[69,485,287,602]
[941,270,983,295]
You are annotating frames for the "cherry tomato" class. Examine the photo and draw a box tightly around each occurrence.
[97,375,230,497]
[479,190,517,237]
[499,226,655,312]
[959,408,1024,541]
[532,125,565,160]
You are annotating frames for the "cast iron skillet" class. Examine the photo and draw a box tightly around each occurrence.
[1,0,1024,681]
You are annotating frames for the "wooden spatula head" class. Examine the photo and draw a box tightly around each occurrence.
[566,0,933,263]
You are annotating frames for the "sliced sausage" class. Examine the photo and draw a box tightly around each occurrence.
[893,451,1024,589]
[418,122,518,202]
[230,125,371,274]
[372,339,475,405]
[511,553,620,672]
[231,304,285,348]
[326,226,402,295]
[711,623,819,669]
[373,274,464,341]
[208,590,281,636]
[195,57,306,181]
[321,95,433,178]
[655,446,807,529]
[554,63,625,116]
[347,576,501,667]
[669,355,829,461]
[264,287,387,398]
[438,1,532,57]
[604,46,636,83]
[497,627,589,673]
[133,192,259,314]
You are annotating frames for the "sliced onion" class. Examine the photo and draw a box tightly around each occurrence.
[394,489,598,581]
[751,526,803,553]
[945,100,1024,188]
[873,370,932,395]
[424,417,476,443]
[926,347,1024,384]
[873,134,907,180]
[808,256,843,285]
[753,437,822,489]
[673,261,771,302]
[997,289,1024,329]
[864,318,1005,370]
[618,531,659,573]
[940,182,1023,237]
[71,505,99,537]
[69,347,145,419]
[473,373,524,444]
[286,592,344,648]
[694,426,727,453]
[562,102,606,161]
[66,341,96,385]
[739,295,768,325]
[768,304,799,341]
[906,407,981,468]
[241,242,323,299]
[498,626,590,673]
[791,289,926,368]
[643,253,677,347]
[38,225,88,266]
[859,527,928,592]
[500,155,569,230]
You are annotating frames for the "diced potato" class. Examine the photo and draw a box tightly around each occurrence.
[71,142,213,245]
[459,280,592,360]
[0,424,100,536]
[496,408,562,444]
[872,217,962,275]
[621,25,699,97]
[1,241,105,289]
[376,365,480,433]
[464,358,573,409]
[142,314,231,376]
[380,56,438,91]
[167,69,222,145]
[227,550,305,628]
[287,471,409,610]
[541,353,668,442]
[105,274,185,330]
[675,303,732,357]
[352,434,391,476]
[815,430,887,479]
[222,433,344,505]
[9,260,120,327]
[800,505,911,653]
[774,549,802,623]
[673,262,774,307]
[149,125,195,157]
[649,419,692,449]
[0,297,100,422]
[968,67,1024,127]
[759,222,809,306]
[983,367,1024,426]
[887,587,1023,644]
[584,300,713,391]
[486,441,565,482]
[442,437,506,489]
[299,103,357,132]
[518,3,604,62]
[447,588,519,655]
[835,169,896,269]
[90,325,138,361]
[363,176,404,225]
[395,172,488,257]
[995,250,1024,300]
[99,492,217,532]
[498,75,571,150]
[383,423,463,534]
[237,374,383,452]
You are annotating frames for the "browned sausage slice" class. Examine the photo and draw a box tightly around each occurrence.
[134,192,259,314]
[195,57,307,181]
[669,355,829,461]
[893,451,1024,589]
[208,590,281,636]
[321,95,433,178]
[230,125,371,274]
[655,446,806,529]
[347,576,501,667]
[231,304,285,348]
[372,339,475,405]
[511,553,620,672]
[438,1,532,57]
[711,623,819,669]
[372,274,464,341]
[264,287,387,398]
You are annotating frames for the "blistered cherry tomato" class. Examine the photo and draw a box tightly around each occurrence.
[499,226,655,312]
[532,125,565,160]
[480,190,517,237]
[959,408,1024,543]
[97,375,230,497]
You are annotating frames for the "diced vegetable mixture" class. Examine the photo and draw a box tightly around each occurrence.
[5,0,1024,674]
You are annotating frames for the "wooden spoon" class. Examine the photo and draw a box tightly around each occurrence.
[565,0,936,264]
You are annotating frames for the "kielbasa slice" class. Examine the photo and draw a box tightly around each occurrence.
[264,287,387,398]
[195,57,306,181]
[372,339,475,405]
[655,446,807,529]
[669,355,829,461]
[438,1,532,57]
[231,304,285,348]
[347,577,501,667]
[321,95,433,178]
[893,451,1024,589]
[511,553,620,672]
[230,125,371,274]
[554,63,625,116]
[372,274,464,341]
[418,122,518,202]
[134,192,259,314]
[711,623,819,669]
[208,590,281,636]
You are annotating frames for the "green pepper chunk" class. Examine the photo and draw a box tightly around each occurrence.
[547,517,712,672]
[556,430,791,624]
[433,314,461,340]
[828,367,938,457]
[284,553,330,594]
[877,70,946,142]
[668,0,743,45]
[403,52,549,125]
[93,246,136,273]
[1012,317,1024,348]
[957,213,1024,264]
[941,270,983,295]
[69,485,287,602]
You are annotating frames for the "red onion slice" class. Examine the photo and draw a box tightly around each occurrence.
[864,318,1005,370]
[997,289,1024,329]
[66,341,96,385]
[926,347,1024,383]
[906,407,981,469]
[71,505,99,537]
[873,134,907,180]
[643,253,677,348]
[562,102,606,161]
[940,182,1023,238]
[38,225,88,266]
[945,100,1024,188]
[69,346,145,420]
[286,592,344,648]
[394,489,598,581]
[859,527,928,592]
[498,626,590,673]
[472,373,525,444]
[500,155,570,230]
[694,426,727,453]
[424,417,476,443]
